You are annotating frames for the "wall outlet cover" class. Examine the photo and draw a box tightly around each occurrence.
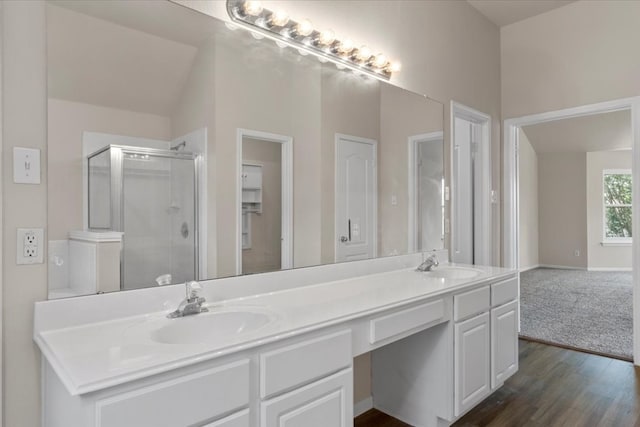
[17,228,44,265]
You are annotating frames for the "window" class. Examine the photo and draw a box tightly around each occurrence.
[603,170,632,242]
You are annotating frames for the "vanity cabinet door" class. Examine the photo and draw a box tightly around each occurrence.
[261,369,353,427]
[454,311,490,417]
[491,300,519,388]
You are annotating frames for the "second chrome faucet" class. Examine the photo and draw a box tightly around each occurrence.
[167,281,208,318]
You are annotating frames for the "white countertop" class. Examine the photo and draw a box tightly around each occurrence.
[34,262,516,396]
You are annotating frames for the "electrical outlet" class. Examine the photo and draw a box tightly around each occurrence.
[574,249,580,257]
[17,228,44,265]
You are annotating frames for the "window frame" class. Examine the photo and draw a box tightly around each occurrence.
[602,168,632,245]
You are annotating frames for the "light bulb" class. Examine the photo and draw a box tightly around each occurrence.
[373,53,388,68]
[318,29,335,46]
[338,38,355,55]
[275,40,288,49]
[297,19,314,37]
[389,61,402,73]
[251,31,265,40]
[242,1,263,16]
[357,45,372,61]
[269,10,289,27]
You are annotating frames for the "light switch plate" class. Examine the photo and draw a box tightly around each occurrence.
[13,147,41,184]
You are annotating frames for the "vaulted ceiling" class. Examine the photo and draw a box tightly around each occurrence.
[467,0,575,27]
[521,110,632,154]
[47,1,216,117]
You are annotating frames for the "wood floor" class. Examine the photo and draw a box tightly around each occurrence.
[354,339,640,426]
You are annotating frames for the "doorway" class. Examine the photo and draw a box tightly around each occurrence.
[503,96,640,362]
[236,129,293,275]
[335,133,378,262]
[450,102,492,265]
[408,131,444,252]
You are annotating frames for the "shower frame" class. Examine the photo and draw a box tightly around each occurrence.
[87,144,200,289]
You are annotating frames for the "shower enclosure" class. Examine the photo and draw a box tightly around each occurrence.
[87,145,198,290]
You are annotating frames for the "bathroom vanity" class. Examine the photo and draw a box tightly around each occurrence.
[35,255,518,427]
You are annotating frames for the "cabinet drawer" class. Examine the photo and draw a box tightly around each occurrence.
[203,409,250,427]
[369,299,445,344]
[261,369,353,427]
[260,330,351,399]
[454,286,490,321]
[96,359,250,427]
[491,277,518,307]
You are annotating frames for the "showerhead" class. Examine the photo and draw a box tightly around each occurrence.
[170,141,186,151]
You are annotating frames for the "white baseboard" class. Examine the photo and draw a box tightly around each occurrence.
[538,264,586,271]
[519,264,540,272]
[588,267,632,272]
[354,396,373,417]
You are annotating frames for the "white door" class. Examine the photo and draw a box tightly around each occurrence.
[491,300,519,388]
[454,311,490,416]
[335,134,377,262]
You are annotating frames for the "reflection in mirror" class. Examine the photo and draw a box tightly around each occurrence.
[240,133,289,275]
[46,0,444,299]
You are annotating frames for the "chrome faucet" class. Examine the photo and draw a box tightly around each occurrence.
[167,281,208,318]
[416,253,439,272]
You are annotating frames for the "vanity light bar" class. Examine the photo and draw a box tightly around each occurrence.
[226,0,401,81]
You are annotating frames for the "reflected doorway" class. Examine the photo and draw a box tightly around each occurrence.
[408,132,444,252]
[335,133,378,262]
[236,129,293,275]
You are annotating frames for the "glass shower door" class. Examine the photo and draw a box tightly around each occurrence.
[121,151,196,290]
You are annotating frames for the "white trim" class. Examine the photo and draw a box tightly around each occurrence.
[450,101,492,265]
[354,396,373,417]
[519,264,540,273]
[502,96,640,364]
[334,133,378,262]
[588,267,633,272]
[538,264,587,271]
[601,241,632,247]
[236,128,293,275]
[407,131,444,253]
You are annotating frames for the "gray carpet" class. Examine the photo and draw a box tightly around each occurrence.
[520,268,633,360]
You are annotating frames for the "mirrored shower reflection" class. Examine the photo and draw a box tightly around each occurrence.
[88,145,198,290]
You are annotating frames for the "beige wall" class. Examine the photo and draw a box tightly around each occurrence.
[518,130,538,270]
[48,98,172,240]
[501,0,640,118]
[242,138,282,274]
[586,150,632,270]
[538,153,587,268]
[3,2,48,426]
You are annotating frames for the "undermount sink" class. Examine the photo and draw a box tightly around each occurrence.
[147,306,278,345]
[422,266,482,279]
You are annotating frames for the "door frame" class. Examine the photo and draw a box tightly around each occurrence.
[407,131,444,253]
[450,101,492,265]
[334,133,378,262]
[502,96,640,363]
[236,128,293,275]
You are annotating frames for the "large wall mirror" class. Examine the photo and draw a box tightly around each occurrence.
[46,0,445,299]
